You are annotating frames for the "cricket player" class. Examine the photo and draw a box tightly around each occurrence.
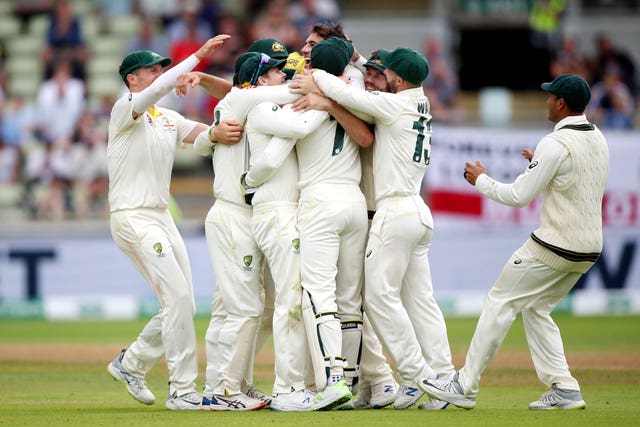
[421,74,609,411]
[291,47,451,408]
[290,37,370,401]
[296,49,401,410]
[192,52,300,411]
[106,35,231,410]
[238,53,349,411]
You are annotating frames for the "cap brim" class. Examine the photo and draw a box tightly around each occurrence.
[269,58,287,70]
[541,82,552,92]
[152,57,172,68]
[364,61,385,73]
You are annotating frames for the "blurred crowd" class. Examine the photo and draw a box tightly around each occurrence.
[0,0,637,222]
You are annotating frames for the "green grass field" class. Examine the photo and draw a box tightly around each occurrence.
[1,315,639,426]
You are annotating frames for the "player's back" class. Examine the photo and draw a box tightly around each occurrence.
[296,113,362,190]
[372,89,432,200]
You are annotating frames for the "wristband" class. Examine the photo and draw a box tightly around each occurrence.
[207,126,217,144]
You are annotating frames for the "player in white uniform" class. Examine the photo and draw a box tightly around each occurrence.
[296,50,401,409]
[105,36,231,410]
[292,37,370,401]
[291,47,453,407]
[176,41,302,407]
[239,54,349,411]
[422,74,608,411]
[192,53,300,411]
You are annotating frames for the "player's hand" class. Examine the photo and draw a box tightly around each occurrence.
[195,34,231,60]
[215,120,243,145]
[289,74,321,95]
[291,93,333,112]
[522,148,534,162]
[463,160,486,186]
[175,72,201,96]
[240,172,256,205]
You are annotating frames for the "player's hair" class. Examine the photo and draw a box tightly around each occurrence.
[311,23,349,42]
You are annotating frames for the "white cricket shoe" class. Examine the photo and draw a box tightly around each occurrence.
[314,380,353,411]
[393,382,424,409]
[272,389,341,411]
[418,398,449,410]
[420,372,476,410]
[165,391,202,410]
[209,392,266,411]
[107,349,155,405]
[246,385,273,408]
[371,379,398,409]
[529,384,586,410]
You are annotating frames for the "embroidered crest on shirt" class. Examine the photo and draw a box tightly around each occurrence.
[292,238,300,253]
[243,255,253,271]
[153,242,163,255]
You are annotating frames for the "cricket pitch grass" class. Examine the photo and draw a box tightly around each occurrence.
[1,314,639,427]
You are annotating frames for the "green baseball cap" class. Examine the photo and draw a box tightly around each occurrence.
[541,74,591,111]
[234,51,261,75]
[378,47,429,85]
[247,38,289,59]
[119,50,171,81]
[238,53,286,86]
[310,37,354,76]
[364,49,389,73]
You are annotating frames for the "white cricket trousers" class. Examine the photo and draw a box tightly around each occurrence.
[204,200,264,395]
[253,202,307,395]
[359,312,395,387]
[298,183,368,377]
[110,208,198,395]
[359,217,395,387]
[364,196,453,385]
[458,243,583,396]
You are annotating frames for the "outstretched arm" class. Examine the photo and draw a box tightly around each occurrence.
[175,71,233,99]
[133,34,231,117]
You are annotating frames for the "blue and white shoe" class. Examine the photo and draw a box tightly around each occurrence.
[393,382,424,409]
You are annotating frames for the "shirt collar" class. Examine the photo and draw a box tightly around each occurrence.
[553,114,588,132]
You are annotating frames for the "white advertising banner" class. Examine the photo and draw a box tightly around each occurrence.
[0,127,638,318]
[427,126,640,229]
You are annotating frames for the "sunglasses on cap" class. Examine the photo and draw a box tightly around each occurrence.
[250,53,271,86]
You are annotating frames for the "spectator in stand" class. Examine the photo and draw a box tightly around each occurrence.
[289,0,341,36]
[35,58,85,146]
[23,137,74,220]
[12,0,53,32]
[167,20,214,123]
[422,38,463,124]
[248,0,303,53]
[549,35,590,81]
[137,0,180,27]
[125,17,168,57]
[590,33,637,100]
[0,93,37,165]
[205,13,244,80]
[95,0,135,19]
[68,110,109,218]
[42,0,87,80]
[0,137,21,185]
[166,2,213,45]
[586,67,635,130]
